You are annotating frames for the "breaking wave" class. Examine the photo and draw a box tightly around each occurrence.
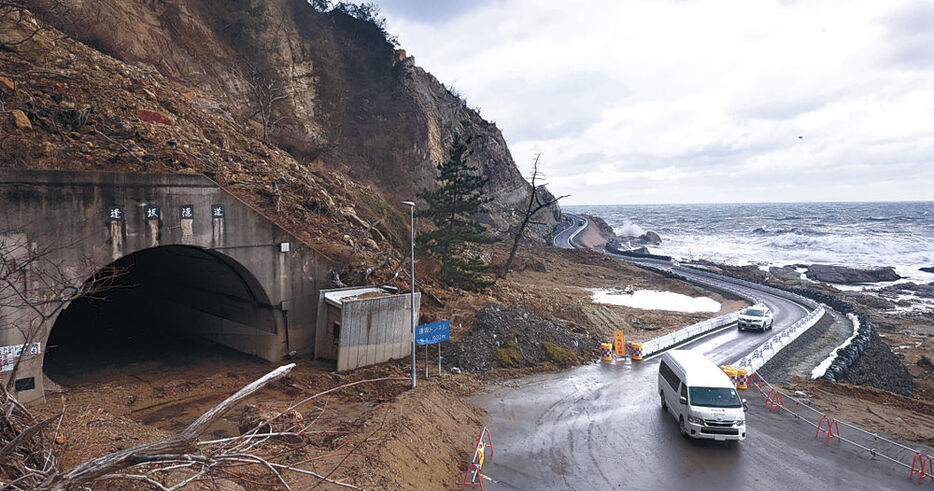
[568,201,934,282]
[615,220,646,238]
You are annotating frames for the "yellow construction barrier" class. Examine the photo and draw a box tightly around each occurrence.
[735,367,749,389]
[720,365,738,387]
[630,342,643,360]
[614,330,626,357]
[600,342,613,362]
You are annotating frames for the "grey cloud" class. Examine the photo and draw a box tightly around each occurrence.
[885,36,934,69]
[884,0,934,37]
[550,151,610,174]
[378,0,500,23]
[489,72,629,141]
[736,94,830,121]
[880,1,934,69]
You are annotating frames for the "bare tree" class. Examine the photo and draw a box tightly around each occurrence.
[0,362,400,489]
[0,232,124,392]
[499,154,569,278]
[245,64,289,143]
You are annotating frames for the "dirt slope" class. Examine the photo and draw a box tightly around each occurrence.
[26,0,559,237]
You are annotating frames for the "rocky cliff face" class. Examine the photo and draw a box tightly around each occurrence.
[30,0,559,236]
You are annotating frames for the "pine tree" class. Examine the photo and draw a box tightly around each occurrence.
[416,135,497,290]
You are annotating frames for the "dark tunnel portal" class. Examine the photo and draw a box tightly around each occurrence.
[44,246,276,385]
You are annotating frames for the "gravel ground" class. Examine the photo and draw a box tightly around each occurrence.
[757,310,853,384]
[441,303,602,374]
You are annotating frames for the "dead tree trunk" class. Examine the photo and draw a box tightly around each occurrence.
[500,154,568,278]
[44,363,296,489]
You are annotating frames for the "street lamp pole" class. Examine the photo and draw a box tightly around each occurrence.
[401,201,416,389]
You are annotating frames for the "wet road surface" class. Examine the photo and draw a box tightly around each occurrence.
[553,213,588,249]
[472,268,919,490]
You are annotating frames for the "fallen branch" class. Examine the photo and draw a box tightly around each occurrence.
[92,126,144,163]
[44,363,295,489]
[0,414,57,460]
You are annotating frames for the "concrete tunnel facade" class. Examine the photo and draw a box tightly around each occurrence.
[0,170,333,403]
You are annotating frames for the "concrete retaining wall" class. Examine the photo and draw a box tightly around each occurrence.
[336,293,421,372]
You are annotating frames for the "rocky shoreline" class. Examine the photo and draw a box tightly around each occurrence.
[678,259,922,398]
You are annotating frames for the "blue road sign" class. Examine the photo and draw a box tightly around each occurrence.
[416,320,450,346]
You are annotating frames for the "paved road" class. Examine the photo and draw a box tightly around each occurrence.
[553,213,588,249]
[468,215,918,490]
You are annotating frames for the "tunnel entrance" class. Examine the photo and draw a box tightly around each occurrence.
[44,246,279,386]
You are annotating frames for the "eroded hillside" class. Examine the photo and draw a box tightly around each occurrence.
[24,0,559,236]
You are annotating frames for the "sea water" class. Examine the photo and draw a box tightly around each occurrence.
[566,202,934,283]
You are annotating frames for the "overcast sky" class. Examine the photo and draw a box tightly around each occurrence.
[378,0,934,205]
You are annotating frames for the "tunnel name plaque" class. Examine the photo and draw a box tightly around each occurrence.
[179,204,194,220]
[107,206,124,222]
[212,204,225,218]
[145,205,161,220]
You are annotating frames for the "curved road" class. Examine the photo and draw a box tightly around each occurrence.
[471,214,916,490]
[553,214,590,249]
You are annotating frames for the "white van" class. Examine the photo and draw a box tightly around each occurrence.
[658,350,747,441]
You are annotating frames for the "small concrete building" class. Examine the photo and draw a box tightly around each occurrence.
[315,286,421,372]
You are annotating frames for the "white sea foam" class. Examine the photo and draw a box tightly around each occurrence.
[654,232,934,283]
[615,221,646,238]
[570,202,934,303]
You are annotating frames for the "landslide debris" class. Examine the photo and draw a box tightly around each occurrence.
[0,5,416,281]
[443,304,601,373]
[25,0,559,239]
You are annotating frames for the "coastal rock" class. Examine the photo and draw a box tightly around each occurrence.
[879,281,934,299]
[805,264,901,284]
[31,2,561,239]
[641,231,662,245]
[769,266,802,282]
[733,264,768,283]
[604,240,652,256]
[574,215,617,249]
[920,267,934,274]
[616,230,662,248]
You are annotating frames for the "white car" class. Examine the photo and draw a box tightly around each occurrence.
[658,350,747,441]
[737,304,773,332]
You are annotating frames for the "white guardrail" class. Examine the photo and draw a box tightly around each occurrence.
[634,261,826,368]
[733,305,826,373]
[640,311,740,356]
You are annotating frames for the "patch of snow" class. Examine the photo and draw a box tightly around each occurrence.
[828,283,867,292]
[591,288,720,313]
[810,313,860,380]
